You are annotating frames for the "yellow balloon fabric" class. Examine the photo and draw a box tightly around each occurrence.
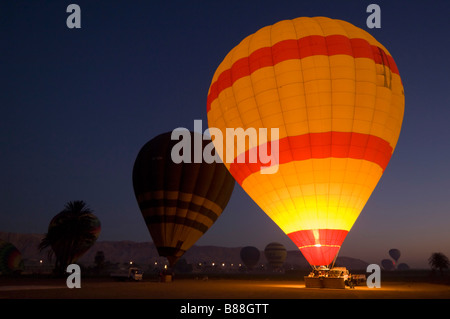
[207,17,404,266]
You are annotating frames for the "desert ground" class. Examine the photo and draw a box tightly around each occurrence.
[1,274,449,299]
[1,275,448,317]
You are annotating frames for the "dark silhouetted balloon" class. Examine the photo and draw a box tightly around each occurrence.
[264,242,287,269]
[389,249,401,263]
[240,246,260,270]
[132,131,235,267]
[397,263,410,271]
[0,240,23,274]
[381,259,394,271]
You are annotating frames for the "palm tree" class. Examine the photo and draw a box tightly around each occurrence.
[39,200,100,275]
[428,252,449,276]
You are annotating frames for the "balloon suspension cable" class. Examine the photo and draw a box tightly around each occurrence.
[330,246,342,269]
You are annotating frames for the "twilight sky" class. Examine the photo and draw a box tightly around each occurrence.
[1,0,449,269]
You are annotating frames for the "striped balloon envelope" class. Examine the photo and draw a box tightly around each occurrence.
[0,240,23,274]
[207,17,404,267]
[132,131,235,267]
[264,242,287,270]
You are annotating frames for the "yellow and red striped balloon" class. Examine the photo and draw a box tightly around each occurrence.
[207,17,404,266]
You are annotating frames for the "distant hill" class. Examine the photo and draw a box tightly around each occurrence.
[0,232,369,271]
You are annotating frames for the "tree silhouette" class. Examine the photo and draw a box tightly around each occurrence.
[39,201,100,275]
[428,252,449,276]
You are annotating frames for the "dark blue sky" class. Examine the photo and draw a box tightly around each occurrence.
[1,1,449,268]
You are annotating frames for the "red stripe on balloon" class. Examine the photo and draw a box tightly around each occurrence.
[229,131,393,185]
[299,246,342,266]
[288,229,348,247]
[288,229,348,266]
[207,34,399,112]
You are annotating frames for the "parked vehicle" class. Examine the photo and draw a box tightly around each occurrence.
[111,267,143,281]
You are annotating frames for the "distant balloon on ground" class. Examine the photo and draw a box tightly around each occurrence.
[264,242,287,269]
[397,263,409,271]
[132,131,235,267]
[0,240,23,274]
[240,246,260,270]
[381,259,395,271]
[389,249,401,263]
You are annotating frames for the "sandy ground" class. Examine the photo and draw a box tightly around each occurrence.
[1,277,448,317]
[1,277,449,299]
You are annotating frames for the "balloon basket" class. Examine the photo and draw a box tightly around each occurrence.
[304,276,323,288]
[304,276,346,289]
[161,274,173,283]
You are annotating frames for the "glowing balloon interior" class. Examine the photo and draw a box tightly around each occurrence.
[207,17,404,267]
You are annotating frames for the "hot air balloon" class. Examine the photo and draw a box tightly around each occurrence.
[389,249,401,263]
[381,259,394,271]
[240,246,260,270]
[264,242,287,270]
[207,17,404,268]
[132,131,235,267]
[397,263,409,271]
[0,240,23,275]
